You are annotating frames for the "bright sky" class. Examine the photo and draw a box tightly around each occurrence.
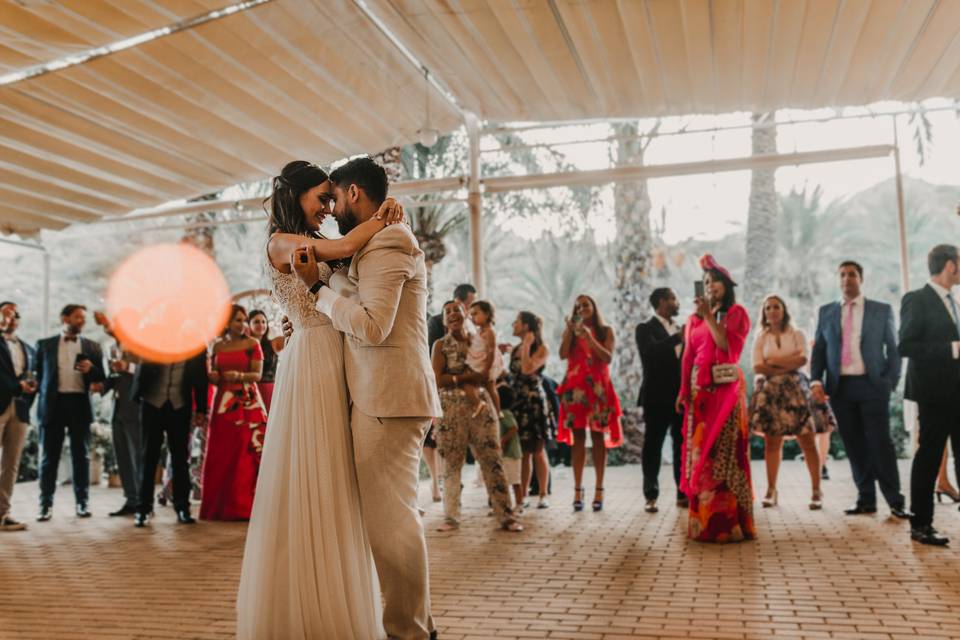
[493,99,960,245]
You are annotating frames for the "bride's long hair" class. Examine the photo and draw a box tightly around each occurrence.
[265,160,329,237]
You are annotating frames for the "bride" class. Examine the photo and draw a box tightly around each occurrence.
[236,160,403,639]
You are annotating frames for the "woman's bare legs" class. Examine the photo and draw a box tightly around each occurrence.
[572,430,587,507]
[590,430,606,506]
[763,434,784,503]
[797,432,821,495]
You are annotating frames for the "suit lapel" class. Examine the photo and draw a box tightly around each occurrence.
[830,302,842,343]
[922,284,959,339]
[0,337,13,373]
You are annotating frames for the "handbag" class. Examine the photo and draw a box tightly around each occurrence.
[711,363,738,385]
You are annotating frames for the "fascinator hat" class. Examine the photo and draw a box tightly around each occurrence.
[698,253,737,286]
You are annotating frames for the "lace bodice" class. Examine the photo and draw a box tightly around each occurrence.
[266,255,334,329]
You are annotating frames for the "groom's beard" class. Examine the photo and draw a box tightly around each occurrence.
[336,207,360,236]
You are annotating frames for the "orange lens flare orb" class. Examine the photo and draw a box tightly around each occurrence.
[106,243,231,364]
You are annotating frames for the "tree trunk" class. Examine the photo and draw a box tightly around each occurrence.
[743,112,779,315]
[611,122,653,400]
[181,194,219,257]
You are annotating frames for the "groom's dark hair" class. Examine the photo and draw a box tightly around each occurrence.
[329,157,388,206]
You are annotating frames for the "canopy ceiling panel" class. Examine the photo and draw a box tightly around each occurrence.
[0,0,460,234]
[368,0,960,120]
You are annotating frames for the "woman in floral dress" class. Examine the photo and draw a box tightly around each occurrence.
[677,255,755,543]
[557,295,622,512]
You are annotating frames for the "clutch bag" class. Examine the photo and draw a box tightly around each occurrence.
[711,363,738,385]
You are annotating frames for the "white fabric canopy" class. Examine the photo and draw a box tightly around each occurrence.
[2,0,959,234]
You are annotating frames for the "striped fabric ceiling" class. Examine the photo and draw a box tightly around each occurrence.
[2,0,959,234]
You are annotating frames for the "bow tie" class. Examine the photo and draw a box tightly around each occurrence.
[63,336,78,343]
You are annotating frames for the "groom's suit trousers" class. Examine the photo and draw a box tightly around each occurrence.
[352,406,433,640]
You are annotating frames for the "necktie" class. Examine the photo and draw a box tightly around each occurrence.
[841,301,854,368]
[947,293,960,337]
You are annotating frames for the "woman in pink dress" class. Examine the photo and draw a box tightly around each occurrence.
[557,294,622,512]
[201,304,266,521]
[677,255,755,543]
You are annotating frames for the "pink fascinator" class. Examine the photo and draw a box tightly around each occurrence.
[699,253,737,285]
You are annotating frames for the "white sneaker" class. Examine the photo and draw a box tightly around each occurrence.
[537,498,549,509]
[0,516,27,531]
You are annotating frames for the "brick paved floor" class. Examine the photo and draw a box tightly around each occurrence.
[2,460,960,639]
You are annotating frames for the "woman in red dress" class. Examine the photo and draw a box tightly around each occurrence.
[677,255,756,543]
[557,295,622,512]
[201,304,267,521]
[247,309,284,414]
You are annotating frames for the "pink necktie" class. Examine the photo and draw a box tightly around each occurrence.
[841,301,854,368]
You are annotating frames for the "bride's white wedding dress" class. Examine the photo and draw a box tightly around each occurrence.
[236,259,384,639]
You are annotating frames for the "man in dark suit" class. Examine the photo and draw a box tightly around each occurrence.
[130,351,208,526]
[0,301,36,531]
[427,283,476,351]
[636,288,685,513]
[811,261,909,519]
[35,304,105,521]
[899,244,960,546]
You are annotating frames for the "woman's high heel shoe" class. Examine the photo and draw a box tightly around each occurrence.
[592,488,604,512]
[761,489,778,508]
[809,489,823,511]
[573,487,585,512]
[936,486,960,503]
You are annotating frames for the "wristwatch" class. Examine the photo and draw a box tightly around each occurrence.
[309,280,327,295]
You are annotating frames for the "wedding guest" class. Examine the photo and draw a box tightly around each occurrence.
[131,348,209,527]
[750,295,824,510]
[542,373,565,467]
[558,295,622,512]
[432,300,522,533]
[466,300,504,416]
[677,255,755,543]
[0,301,36,531]
[899,244,960,545]
[428,284,476,351]
[497,382,524,510]
[509,311,550,509]
[35,304,105,521]
[636,287,685,513]
[92,312,142,518]
[247,310,285,414]
[811,261,909,519]
[201,304,266,521]
[936,447,960,503]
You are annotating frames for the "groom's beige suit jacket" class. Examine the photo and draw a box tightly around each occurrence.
[329,223,443,419]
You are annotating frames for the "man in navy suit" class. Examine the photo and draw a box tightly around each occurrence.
[0,301,36,531]
[811,261,909,519]
[35,304,105,521]
[899,244,960,546]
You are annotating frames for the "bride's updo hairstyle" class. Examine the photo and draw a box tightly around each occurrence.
[266,160,329,237]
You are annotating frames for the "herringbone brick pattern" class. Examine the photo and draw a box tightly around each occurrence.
[2,460,959,639]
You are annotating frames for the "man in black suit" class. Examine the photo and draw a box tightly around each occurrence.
[0,301,36,531]
[427,283,476,351]
[35,304,105,521]
[899,244,960,546]
[636,288,685,513]
[130,351,208,526]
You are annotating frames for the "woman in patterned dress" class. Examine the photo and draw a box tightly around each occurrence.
[432,300,523,533]
[508,310,551,509]
[677,255,756,543]
[557,295,622,512]
[750,295,827,510]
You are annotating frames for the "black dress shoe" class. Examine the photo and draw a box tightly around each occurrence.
[430,631,438,640]
[644,500,658,513]
[37,506,52,522]
[844,504,877,515]
[911,525,949,546]
[821,465,830,480]
[134,512,150,528]
[175,509,196,525]
[109,505,137,517]
[890,506,913,520]
[75,503,92,518]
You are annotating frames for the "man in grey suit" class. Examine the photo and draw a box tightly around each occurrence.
[293,157,442,640]
[810,260,910,519]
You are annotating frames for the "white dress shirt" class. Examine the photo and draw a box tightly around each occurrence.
[927,280,960,359]
[57,333,85,393]
[4,335,24,378]
[840,294,866,376]
[654,313,682,359]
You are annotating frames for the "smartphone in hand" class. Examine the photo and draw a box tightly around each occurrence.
[694,280,705,299]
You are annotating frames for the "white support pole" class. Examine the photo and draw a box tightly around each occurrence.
[42,251,51,334]
[465,111,484,296]
[892,115,910,294]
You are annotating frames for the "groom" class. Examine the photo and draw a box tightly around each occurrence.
[293,156,442,640]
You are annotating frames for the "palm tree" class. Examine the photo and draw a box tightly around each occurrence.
[743,112,779,316]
